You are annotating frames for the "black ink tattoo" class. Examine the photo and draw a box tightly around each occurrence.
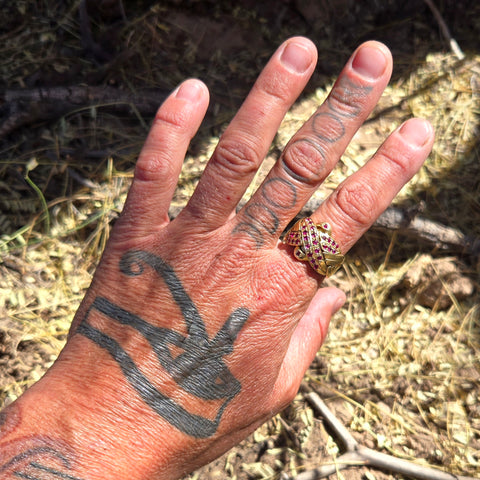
[77,250,250,438]
[279,138,327,184]
[261,178,297,209]
[233,177,298,247]
[0,445,83,480]
[244,203,279,234]
[311,112,346,142]
[326,75,373,118]
[233,74,373,248]
[231,222,265,248]
[278,73,374,186]
[233,204,280,248]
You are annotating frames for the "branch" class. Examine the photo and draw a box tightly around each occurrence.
[289,393,479,480]
[0,85,168,137]
[300,201,480,257]
[79,0,113,63]
[423,0,465,60]
[373,206,479,255]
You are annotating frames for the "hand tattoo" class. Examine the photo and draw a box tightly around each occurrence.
[0,438,83,480]
[77,250,250,438]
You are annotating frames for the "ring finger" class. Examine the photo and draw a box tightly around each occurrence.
[233,41,393,249]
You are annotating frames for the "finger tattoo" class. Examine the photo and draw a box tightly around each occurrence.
[233,177,298,248]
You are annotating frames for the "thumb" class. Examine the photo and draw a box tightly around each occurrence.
[271,287,346,404]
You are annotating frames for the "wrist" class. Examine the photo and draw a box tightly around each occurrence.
[0,337,193,480]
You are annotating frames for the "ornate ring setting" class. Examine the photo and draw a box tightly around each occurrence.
[283,217,345,277]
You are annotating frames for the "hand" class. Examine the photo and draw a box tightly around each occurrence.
[0,38,434,480]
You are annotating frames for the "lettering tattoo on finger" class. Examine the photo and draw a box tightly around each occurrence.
[232,75,372,249]
[233,177,298,248]
[77,250,250,439]
[326,75,373,118]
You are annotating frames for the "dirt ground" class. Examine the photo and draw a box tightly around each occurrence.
[1,1,479,479]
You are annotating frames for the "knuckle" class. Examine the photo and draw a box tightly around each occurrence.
[378,145,412,179]
[327,88,364,117]
[327,76,370,118]
[311,112,345,143]
[135,151,174,182]
[213,138,261,178]
[154,106,189,129]
[333,180,377,229]
[255,74,292,104]
[282,138,327,183]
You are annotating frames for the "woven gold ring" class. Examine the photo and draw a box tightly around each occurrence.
[283,217,345,277]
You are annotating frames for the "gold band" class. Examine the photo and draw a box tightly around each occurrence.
[283,217,344,277]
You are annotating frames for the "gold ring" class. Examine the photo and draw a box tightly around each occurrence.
[283,217,345,277]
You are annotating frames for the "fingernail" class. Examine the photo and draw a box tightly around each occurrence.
[399,118,432,147]
[352,44,387,79]
[280,41,313,73]
[175,80,202,102]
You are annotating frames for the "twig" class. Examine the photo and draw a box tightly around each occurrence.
[117,0,127,23]
[289,392,479,480]
[0,85,168,137]
[235,197,478,257]
[373,207,480,256]
[423,0,465,60]
[79,0,113,63]
[299,201,480,257]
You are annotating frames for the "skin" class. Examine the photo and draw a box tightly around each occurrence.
[0,37,434,480]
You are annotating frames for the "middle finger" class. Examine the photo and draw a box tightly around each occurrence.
[233,41,392,248]
[181,37,317,229]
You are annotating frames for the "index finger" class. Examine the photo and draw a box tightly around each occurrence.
[282,117,434,279]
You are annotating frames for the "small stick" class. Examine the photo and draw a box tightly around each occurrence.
[79,0,112,62]
[373,206,480,256]
[289,393,479,480]
[0,85,167,137]
[118,0,127,23]
[299,201,480,257]
[423,0,465,60]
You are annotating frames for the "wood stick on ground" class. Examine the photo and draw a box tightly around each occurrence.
[0,85,167,137]
[373,206,480,256]
[300,200,480,257]
[79,0,112,63]
[290,392,479,480]
[423,0,465,60]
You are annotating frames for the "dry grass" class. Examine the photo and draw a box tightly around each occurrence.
[0,2,479,479]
